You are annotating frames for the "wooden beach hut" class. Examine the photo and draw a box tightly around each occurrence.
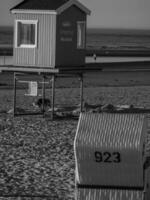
[11,0,91,69]
[6,0,91,118]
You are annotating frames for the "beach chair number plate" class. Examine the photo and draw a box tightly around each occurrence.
[94,151,121,163]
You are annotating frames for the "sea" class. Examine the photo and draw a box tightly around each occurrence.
[1,26,150,63]
[86,28,150,50]
[0,26,150,49]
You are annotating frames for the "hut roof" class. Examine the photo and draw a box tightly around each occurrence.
[11,0,91,15]
[11,0,69,11]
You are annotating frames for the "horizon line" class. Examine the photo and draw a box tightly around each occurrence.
[0,25,150,31]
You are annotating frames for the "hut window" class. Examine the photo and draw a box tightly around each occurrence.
[77,22,86,49]
[16,20,38,48]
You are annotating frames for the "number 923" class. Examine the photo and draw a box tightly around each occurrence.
[94,151,121,163]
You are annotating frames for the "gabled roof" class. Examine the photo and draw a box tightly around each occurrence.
[11,0,91,15]
[11,0,69,11]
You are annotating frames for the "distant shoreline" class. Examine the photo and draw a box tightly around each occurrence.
[86,49,150,57]
[1,26,150,33]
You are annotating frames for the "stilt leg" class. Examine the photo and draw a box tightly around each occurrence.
[13,72,17,117]
[80,74,83,113]
[42,75,45,116]
[51,75,55,120]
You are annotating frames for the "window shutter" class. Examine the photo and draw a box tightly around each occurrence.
[77,22,86,49]
[17,22,21,47]
[31,24,35,45]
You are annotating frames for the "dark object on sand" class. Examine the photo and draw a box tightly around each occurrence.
[33,98,51,111]
[101,104,115,112]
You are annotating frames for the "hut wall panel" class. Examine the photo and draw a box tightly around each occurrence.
[56,5,86,67]
[37,14,56,68]
[13,13,56,68]
[0,56,13,65]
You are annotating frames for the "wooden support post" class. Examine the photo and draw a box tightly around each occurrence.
[4,55,5,66]
[51,75,55,120]
[80,74,83,113]
[13,72,17,117]
[42,75,45,116]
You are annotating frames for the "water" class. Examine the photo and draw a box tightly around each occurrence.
[1,27,150,50]
[86,28,150,62]
[1,27,150,64]
[86,28,150,50]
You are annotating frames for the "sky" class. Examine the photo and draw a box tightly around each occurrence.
[0,0,150,29]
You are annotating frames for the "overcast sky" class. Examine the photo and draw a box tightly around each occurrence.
[0,0,150,29]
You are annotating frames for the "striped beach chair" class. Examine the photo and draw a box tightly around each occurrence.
[74,113,149,200]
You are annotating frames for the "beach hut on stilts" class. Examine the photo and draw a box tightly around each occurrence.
[1,0,91,118]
